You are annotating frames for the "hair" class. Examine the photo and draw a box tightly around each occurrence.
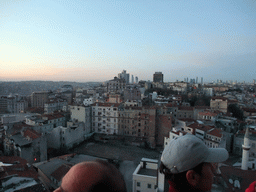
[89,159,127,192]
[159,161,204,192]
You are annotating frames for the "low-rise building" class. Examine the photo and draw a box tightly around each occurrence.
[47,122,91,149]
[133,158,158,192]
[4,128,47,164]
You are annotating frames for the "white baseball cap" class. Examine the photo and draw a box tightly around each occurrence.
[161,134,229,174]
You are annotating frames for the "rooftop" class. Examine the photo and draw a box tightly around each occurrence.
[137,168,157,177]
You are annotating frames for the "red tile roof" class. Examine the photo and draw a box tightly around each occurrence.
[198,111,218,116]
[219,166,256,192]
[242,108,256,113]
[0,156,39,179]
[207,128,222,137]
[23,129,41,140]
[50,163,72,182]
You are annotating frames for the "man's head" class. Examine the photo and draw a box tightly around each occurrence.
[160,134,229,191]
[54,159,127,192]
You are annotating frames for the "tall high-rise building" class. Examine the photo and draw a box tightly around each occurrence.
[201,77,203,84]
[196,77,198,84]
[131,75,134,84]
[135,76,138,84]
[153,72,163,83]
[118,70,130,84]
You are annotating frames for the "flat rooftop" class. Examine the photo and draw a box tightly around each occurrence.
[138,168,157,177]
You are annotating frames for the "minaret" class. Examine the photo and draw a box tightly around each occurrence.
[241,127,251,170]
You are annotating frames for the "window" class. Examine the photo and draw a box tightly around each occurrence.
[148,184,151,188]
[137,182,140,187]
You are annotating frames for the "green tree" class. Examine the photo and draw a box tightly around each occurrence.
[228,104,244,120]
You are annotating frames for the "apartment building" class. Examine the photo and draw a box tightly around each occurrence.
[155,106,173,146]
[70,105,91,129]
[25,113,66,133]
[198,111,218,122]
[205,128,225,148]
[92,103,120,134]
[124,86,141,101]
[176,106,194,119]
[31,91,49,108]
[6,96,28,113]
[44,99,68,114]
[210,96,228,113]
[118,106,156,148]
[106,77,126,93]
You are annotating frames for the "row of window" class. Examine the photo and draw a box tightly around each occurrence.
[136,182,157,189]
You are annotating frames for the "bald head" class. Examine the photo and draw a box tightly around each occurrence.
[54,159,127,192]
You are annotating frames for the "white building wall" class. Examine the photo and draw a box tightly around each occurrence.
[92,105,119,134]
[63,123,90,149]
[133,160,158,192]
[70,105,91,124]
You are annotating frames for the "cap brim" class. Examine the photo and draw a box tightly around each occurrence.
[204,148,229,163]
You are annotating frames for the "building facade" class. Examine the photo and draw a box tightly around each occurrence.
[31,91,49,108]
[153,72,163,83]
[92,103,120,134]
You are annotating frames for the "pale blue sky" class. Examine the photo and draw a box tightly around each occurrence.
[1,0,255,82]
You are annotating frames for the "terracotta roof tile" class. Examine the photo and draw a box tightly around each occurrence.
[50,163,72,182]
[199,111,218,116]
[0,156,39,179]
[207,128,222,137]
[219,166,256,192]
[23,129,41,140]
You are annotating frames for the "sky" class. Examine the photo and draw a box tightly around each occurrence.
[0,0,255,83]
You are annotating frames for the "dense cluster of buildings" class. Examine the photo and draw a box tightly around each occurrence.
[0,70,256,191]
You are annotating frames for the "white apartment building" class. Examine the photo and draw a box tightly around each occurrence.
[7,99,28,113]
[44,100,68,114]
[133,158,158,192]
[92,103,120,134]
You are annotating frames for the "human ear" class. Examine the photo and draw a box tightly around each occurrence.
[186,170,201,187]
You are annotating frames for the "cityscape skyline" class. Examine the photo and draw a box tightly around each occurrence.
[1,0,256,82]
